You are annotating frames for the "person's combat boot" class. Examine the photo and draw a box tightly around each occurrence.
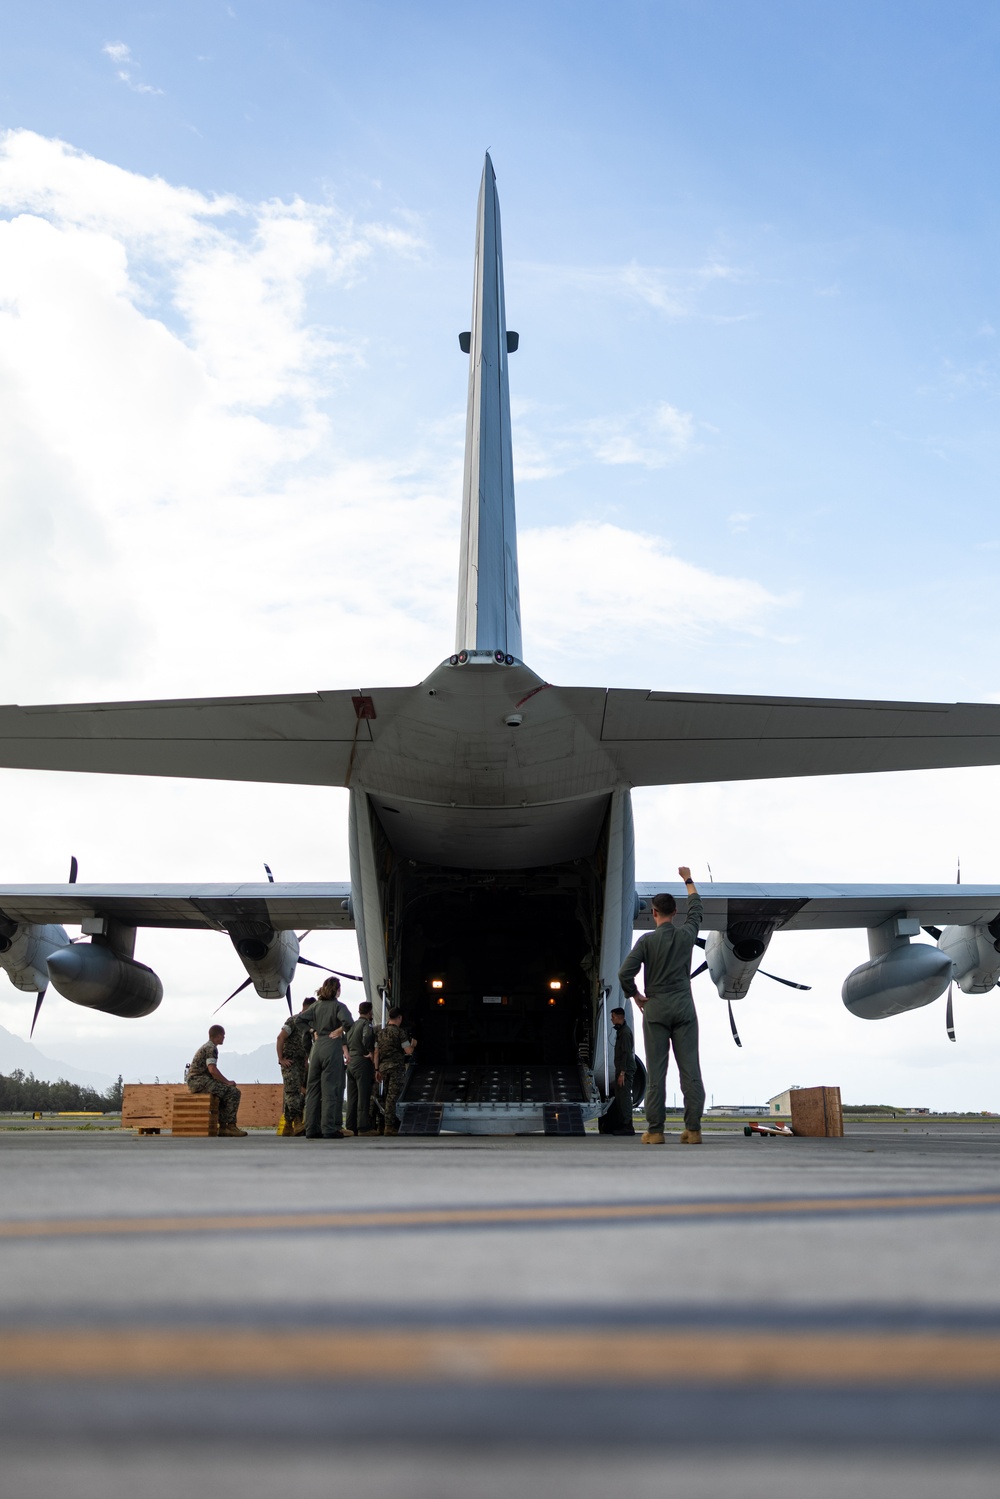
[219,1123,248,1137]
[641,1130,665,1144]
[291,1118,307,1136]
[679,1129,702,1144]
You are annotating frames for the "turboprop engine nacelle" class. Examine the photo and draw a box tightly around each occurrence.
[842,916,952,1020]
[938,916,1000,995]
[706,922,772,999]
[46,942,163,1018]
[0,919,70,992]
[229,927,299,999]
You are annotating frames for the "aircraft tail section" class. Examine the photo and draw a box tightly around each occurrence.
[455,154,522,659]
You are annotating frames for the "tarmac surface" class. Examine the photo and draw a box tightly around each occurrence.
[2,1119,999,1497]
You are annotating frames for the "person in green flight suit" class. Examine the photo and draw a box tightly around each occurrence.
[618,867,705,1146]
[304,977,354,1139]
[345,1000,378,1136]
[609,1006,637,1136]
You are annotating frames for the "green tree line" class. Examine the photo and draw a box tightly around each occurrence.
[0,1070,124,1113]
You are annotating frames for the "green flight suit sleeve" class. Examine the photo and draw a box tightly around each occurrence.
[618,935,647,998]
[681,894,704,944]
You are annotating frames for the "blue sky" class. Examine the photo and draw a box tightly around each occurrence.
[1,2,1000,1106]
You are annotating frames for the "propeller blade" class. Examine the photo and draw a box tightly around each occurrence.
[286,983,293,1017]
[946,982,956,1043]
[296,956,365,982]
[296,931,312,943]
[694,936,707,949]
[923,925,942,941]
[727,999,742,1048]
[264,863,275,883]
[214,976,254,1014]
[758,969,812,991]
[29,989,46,1038]
[68,856,78,884]
[690,961,708,978]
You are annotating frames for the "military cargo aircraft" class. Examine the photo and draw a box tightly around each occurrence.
[1,156,1000,1133]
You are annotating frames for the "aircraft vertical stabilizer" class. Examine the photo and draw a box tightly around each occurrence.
[455,154,523,658]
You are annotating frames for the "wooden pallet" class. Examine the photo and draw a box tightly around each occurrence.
[169,1093,220,1137]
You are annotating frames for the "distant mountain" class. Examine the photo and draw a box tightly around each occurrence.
[226,1044,281,1084]
[0,1024,115,1090]
[123,1042,282,1086]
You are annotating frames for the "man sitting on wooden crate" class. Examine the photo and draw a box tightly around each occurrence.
[186,1025,247,1137]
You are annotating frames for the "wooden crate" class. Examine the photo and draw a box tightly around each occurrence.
[122,1083,284,1133]
[123,1085,188,1134]
[233,1085,283,1127]
[790,1086,844,1138]
[170,1093,219,1137]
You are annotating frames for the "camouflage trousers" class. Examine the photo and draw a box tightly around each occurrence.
[280,1059,307,1122]
[188,1075,241,1127]
[382,1065,406,1132]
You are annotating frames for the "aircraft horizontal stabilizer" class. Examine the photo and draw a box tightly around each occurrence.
[0,688,399,788]
[597,688,1000,785]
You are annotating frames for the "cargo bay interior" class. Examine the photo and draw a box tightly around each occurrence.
[370,807,609,1115]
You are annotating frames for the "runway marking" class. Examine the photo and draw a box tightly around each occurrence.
[4,1326,1000,1384]
[0,1188,998,1240]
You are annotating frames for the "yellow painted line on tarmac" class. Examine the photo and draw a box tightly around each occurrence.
[0,1189,999,1240]
[4,1326,1000,1384]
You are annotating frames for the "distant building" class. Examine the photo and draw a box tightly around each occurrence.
[707,1104,771,1116]
[767,1087,802,1116]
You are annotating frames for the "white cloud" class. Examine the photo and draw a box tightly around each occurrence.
[520,521,788,660]
[102,40,163,95]
[523,256,750,321]
[0,130,434,703]
[512,399,701,482]
[580,401,697,468]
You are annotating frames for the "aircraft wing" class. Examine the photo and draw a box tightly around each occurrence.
[0,689,389,786]
[597,689,1000,785]
[0,883,354,931]
[634,882,1000,932]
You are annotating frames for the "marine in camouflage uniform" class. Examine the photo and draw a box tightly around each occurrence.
[187,1028,242,1130]
[345,1002,377,1134]
[375,1007,415,1135]
[304,979,354,1139]
[277,997,315,1132]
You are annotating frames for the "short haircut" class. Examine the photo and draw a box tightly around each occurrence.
[610,1006,625,1018]
[651,892,676,916]
[302,996,316,1007]
[388,1006,403,1020]
[358,1001,372,1015]
[208,1025,225,1039]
